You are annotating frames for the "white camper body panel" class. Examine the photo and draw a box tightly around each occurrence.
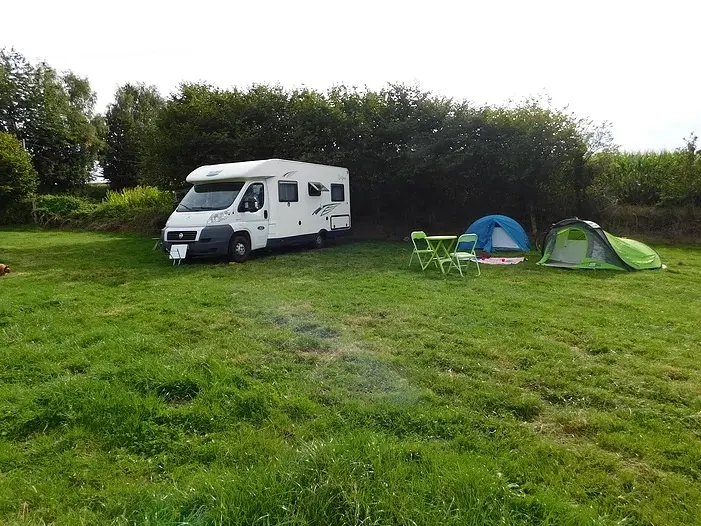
[162,159,351,259]
[265,166,350,242]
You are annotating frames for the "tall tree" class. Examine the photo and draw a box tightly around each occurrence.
[0,131,37,210]
[0,48,103,191]
[102,83,164,189]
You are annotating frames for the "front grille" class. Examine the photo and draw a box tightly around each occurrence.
[167,231,197,242]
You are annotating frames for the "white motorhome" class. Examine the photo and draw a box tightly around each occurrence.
[161,159,351,262]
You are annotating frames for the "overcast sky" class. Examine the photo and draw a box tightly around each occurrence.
[4,0,700,151]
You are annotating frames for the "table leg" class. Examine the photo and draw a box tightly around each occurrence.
[427,240,440,270]
[437,240,449,274]
[438,240,457,275]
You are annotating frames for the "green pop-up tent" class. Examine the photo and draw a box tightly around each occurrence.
[538,218,661,270]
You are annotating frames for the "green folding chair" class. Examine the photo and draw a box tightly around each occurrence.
[447,233,481,277]
[409,231,436,270]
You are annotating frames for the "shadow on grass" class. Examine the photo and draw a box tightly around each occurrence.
[1,235,172,286]
[535,267,640,279]
[2,231,647,286]
[1,233,391,287]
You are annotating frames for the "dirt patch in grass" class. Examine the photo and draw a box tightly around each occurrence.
[530,415,597,440]
[293,322,340,339]
[661,367,690,381]
[252,304,341,340]
[296,347,345,362]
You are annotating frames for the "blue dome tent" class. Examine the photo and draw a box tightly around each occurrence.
[459,215,530,252]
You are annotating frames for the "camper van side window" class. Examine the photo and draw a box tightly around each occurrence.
[238,183,264,212]
[331,184,345,202]
[308,182,321,197]
[278,181,298,202]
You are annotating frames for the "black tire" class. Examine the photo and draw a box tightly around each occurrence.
[228,235,251,263]
[312,232,325,249]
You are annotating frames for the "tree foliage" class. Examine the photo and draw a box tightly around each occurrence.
[142,84,599,229]
[5,47,699,231]
[102,83,164,189]
[0,48,104,192]
[0,131,38,209]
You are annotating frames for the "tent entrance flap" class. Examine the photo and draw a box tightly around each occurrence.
[492,226,521,250]
[549,228,588,264]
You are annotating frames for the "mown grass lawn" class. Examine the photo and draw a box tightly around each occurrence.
[0,229,700,525]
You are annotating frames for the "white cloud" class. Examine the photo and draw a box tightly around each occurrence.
[4,0,700,150]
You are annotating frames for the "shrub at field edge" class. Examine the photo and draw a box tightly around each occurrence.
[29,186,174,235]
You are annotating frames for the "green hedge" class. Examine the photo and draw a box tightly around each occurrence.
[35,195,91,216]
[29,186,175,235]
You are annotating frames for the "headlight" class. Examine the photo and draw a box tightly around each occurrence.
[207,210,231,224]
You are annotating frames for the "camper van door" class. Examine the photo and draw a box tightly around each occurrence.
[238,181,269,249]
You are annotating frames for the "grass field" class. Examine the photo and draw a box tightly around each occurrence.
[1,229,700,525]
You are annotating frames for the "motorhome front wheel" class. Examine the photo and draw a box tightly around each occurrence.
[229,235,251,263]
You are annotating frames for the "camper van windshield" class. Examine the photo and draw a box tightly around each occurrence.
[177,182,245,212]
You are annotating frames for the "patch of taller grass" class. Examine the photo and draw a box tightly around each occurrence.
[589,150,700,207]
[105,186,174,210]
[28,186,175,234]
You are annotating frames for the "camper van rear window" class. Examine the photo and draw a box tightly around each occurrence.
[331,183,345,202]
[278,181,299,202]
